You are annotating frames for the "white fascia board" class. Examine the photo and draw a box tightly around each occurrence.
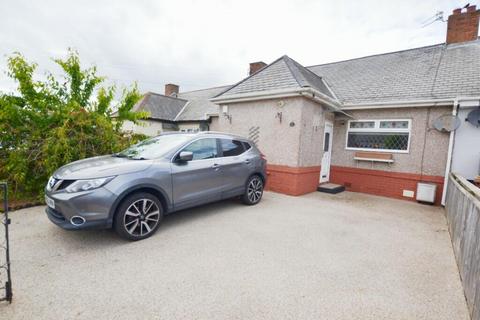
[202,112,219,120]
[209,88,302,103]
[458,97,480,108]
[301,88,342,109]
[299,88,352,117]
[343,96,480,110]
[210,87,351,117]
[342,99,455,110]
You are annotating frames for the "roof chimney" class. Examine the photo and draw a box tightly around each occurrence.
[249,61,267,75]
[446,5,480,44]
[165,83,179,97]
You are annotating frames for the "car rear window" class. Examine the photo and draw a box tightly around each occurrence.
[220,139,245,157]
[242,142,251,150]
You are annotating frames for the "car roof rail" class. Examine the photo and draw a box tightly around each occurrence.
[197,131,247,139]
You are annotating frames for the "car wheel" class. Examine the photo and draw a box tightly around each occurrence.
[114,192,163,241]
[242,175,264,205]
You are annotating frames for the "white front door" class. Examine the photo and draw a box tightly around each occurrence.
[320,121,333,183]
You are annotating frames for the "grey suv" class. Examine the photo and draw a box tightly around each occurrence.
[45,132,267,240]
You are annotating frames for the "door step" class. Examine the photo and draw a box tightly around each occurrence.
[317,183,345,194]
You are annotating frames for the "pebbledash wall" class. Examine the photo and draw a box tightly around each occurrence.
[217,96,332,195]
[216,98,451,204]
[330,106,451,205]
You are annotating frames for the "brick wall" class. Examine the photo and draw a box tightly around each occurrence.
[330,165,444,205]
[446,5,480,44]
[165,83,179,97]
[265,164,320,196]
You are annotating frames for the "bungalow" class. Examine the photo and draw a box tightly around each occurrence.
[122,84,229,135]
[127,5,480,205]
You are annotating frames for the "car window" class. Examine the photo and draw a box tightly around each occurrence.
[220,139,245,157]
[242,142,251,151]
[181,138,218,160]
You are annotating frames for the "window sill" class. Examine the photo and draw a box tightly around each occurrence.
[353,151,394,163]
[354,156,394,163]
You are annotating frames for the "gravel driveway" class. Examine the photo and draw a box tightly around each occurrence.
[1,191,468,319]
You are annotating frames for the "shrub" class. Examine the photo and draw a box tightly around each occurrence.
[0,50,148,202]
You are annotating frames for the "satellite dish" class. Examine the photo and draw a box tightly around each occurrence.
[433,114,461,132]
[466,109,480,128]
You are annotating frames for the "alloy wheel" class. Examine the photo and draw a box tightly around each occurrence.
[247,177,263,203]
[123,199,161,237]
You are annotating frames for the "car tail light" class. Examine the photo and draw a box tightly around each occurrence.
[260,152,267,161]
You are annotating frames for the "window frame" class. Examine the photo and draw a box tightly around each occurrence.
[172,137,219,162]
[345,119,412,154]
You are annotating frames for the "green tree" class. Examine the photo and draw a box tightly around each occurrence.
[0,49,148,203]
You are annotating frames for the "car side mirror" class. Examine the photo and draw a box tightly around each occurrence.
[178,151,193,162]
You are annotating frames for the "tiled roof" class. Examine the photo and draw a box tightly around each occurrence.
[176,85,231,121]
[308,40,480,105]
[134,92,187,121]
[136,40,480,122]
[215,55,335,99]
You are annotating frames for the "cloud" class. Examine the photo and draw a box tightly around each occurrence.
[0,0,459,95]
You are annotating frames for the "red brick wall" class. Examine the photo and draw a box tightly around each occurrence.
[330,166,444,205]
[265,164,320,196]
[165,83,179,97]
[446,5,480,44]
[249,62,267,75]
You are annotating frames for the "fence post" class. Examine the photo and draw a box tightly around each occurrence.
[0,182,12,303]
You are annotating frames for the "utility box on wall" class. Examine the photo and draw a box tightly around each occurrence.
[416,182,437,203]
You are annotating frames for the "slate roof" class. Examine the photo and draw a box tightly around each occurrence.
[215,55,335,99]
[175,85,231,121]
[307,39,480,105]
[133,92,187,121]
[135,39,480,122]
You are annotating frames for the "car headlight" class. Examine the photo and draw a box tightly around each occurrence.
[65,176,115,193]
[46,176,58,191]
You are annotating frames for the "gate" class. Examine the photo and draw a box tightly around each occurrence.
[0,182,12,303]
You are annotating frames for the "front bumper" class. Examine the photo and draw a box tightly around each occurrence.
[44,187,117,230]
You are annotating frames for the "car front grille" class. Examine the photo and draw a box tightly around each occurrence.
[48,178,75,192]
[57,180,74,190]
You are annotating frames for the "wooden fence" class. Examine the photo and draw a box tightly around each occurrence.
[445,173,480,320]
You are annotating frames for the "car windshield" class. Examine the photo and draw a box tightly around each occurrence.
[114,134,193,160]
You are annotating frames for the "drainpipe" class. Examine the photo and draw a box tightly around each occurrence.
[441,98,459,206]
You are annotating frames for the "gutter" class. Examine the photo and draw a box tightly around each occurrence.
[342,96,480,110]
[210,88,303,103]
[342,98,454,110]
[210,87,352,117]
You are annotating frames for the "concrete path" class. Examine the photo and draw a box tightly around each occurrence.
[0,191,468,319]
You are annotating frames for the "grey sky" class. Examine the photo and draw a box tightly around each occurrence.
[0,0,465,95]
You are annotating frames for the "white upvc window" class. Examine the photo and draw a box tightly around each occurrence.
[346,119,411,153]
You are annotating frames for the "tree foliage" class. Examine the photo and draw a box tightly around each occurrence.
[0,50,148,202]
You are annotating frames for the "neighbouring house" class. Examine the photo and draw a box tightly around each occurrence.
[127,5,480,205]
[122,84,229,135]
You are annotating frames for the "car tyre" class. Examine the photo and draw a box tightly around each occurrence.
[242,175,264,205]
[114,192,163,241]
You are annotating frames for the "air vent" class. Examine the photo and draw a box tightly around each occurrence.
[249,126,260,145]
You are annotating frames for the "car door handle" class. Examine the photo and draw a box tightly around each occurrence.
[212,163,220,170]
[245,159,251,164]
